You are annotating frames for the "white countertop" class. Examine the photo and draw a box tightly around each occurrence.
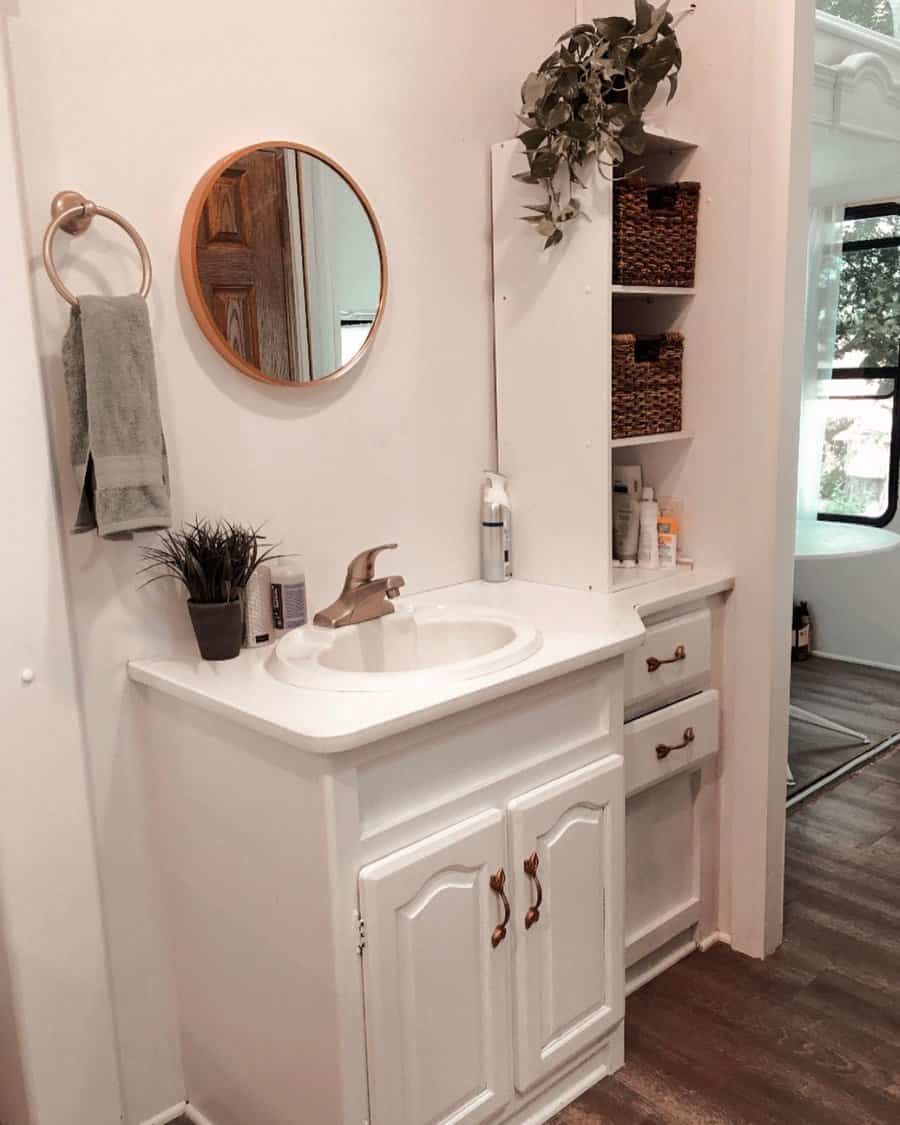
[128,569,734,755]
[795,519,900,561]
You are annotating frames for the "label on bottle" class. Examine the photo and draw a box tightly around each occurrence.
[271,580,308,630]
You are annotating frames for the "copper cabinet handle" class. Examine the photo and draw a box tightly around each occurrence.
[523,852,543,930]
[489,868,510,948]
[646,644,687,673]
[656,727,696,760]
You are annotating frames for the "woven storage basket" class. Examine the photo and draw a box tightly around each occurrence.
[612,333,684,439]
[613,181,700,288]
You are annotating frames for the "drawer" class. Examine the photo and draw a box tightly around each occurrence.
[624,689,719,798]
[625,608,711,708]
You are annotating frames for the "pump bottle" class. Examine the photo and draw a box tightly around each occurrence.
[481,472,512,582]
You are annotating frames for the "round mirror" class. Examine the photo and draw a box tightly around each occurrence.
[180,142,387,386]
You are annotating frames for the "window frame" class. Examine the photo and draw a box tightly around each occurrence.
[818,203,900,528]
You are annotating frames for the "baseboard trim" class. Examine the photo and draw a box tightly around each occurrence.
[140,1104,187,1125]
[185,1106,218,1125]
[812,650,900,675]
[698,930,732,953]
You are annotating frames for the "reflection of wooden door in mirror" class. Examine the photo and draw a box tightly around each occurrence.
[196,149,298,381]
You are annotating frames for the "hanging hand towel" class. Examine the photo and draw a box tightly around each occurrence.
[62,294,171,538]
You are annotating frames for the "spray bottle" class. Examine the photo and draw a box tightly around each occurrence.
[481,471,512,582]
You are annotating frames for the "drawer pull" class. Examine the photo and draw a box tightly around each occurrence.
[490,867,510,948]
[656,727,696,760]
[647,644,687,673]
[523,852,543,930]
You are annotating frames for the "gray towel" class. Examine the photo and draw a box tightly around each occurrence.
[62,294,171,539]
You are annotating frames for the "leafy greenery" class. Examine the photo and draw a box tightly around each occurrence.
[835,224,900,367]
[816,0,895,37]
[139,519,280,604]
[516,0,694,247]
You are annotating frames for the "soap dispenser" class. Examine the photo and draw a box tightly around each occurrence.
[481,471,512,582]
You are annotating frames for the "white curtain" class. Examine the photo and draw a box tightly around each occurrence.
[797,204,845,521]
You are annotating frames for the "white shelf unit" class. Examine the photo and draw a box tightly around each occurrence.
[612,286,695,298]
[493,139,613,591]
[492,128,700,593]
[643,124,700,153]
[611,567,680,592]
[611,431,693,450]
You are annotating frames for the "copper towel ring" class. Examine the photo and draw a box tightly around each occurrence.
[42,190,153,308]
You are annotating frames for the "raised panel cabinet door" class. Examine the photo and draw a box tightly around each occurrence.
[358,809,513,1125]
[507,755,625,1093]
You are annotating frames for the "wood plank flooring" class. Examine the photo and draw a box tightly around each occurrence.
[552,745,900,1125]
[789,656,900,791]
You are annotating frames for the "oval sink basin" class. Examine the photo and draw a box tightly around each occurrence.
[268,601,543,692]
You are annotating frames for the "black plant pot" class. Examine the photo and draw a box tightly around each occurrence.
[187,599,243,661]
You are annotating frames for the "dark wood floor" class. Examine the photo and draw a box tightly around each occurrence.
[553,744,900,1125]
[789,656,900,791]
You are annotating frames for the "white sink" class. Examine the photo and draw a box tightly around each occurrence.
[268,601,543,692]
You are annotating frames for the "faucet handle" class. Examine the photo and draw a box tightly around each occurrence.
[347,543,399,582]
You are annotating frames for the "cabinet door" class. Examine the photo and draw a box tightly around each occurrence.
[359,809,512,1125]
[507,755,625,1093]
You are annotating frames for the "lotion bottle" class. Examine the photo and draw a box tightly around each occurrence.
[242,563,276,648]
[638,487,660,569]
[481,471,512,582]
[269,558,309,633]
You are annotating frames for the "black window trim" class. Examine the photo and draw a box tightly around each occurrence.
[818,204,900,528]
[818,364,900,529]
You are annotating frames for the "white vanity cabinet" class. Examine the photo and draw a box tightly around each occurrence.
[136,656,628,1125]
[621,603,722,992]
[359,809,514,1125]
[360,754,624,1125]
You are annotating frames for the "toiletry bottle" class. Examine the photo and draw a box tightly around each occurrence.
[657,508,679,569]
[481,471,512,582]
[613,485,640,565]
[613,464,642,565]
[243,563,276,648]
[638,487,660,569]
[269,558,309,633]
[792,601,812,662]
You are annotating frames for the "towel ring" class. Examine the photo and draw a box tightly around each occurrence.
[42,190,153,309]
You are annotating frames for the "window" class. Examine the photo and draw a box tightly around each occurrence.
[816,0,897,37]
[819,204,900,526]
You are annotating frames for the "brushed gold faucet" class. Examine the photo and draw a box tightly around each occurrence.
[313,544,406,628]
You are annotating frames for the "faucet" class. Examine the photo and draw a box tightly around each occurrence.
[313,544,406,629]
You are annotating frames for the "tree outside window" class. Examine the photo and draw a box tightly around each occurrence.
[816,0,898,36]
[818,207,900,526]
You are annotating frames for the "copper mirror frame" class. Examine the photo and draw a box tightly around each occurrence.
[179,140,388,388]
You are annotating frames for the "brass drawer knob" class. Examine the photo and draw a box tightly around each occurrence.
[489,867,510,948]
[647,644,687,673]
[656,727,696,760]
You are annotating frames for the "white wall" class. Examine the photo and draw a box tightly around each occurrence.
[0,11,123,1123]
[7,1,577,1119]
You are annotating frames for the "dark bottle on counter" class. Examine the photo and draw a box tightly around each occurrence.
[791,601,812,662]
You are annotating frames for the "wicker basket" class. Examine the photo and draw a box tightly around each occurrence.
[612,333,684,439]
[613,181,700,288]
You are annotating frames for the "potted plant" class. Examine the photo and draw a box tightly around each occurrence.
[516,0,694,247]
[140,519,279,661]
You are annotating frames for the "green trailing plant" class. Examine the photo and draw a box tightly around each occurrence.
[517,0,695,248]
[139,518,280,605]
